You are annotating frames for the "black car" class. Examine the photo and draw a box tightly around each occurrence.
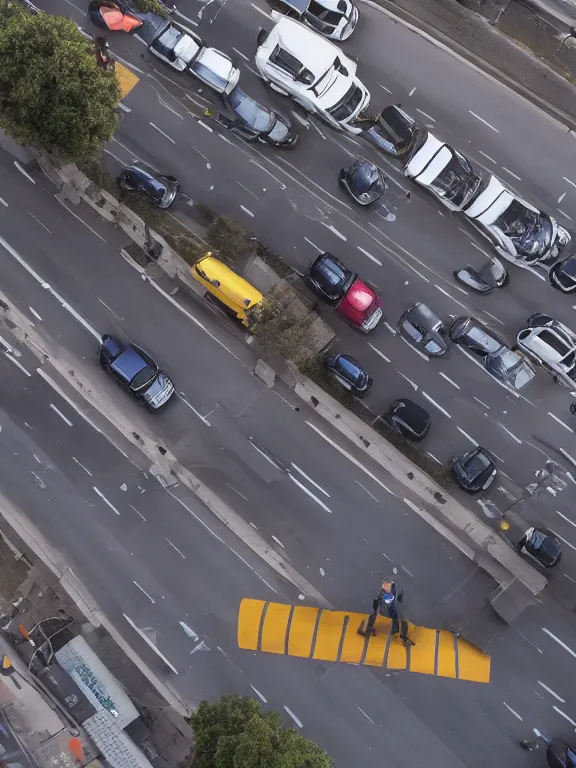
[118,162,179,208]
[99,334,174,411]
[398,302,448,357]
[549,253,576,293]
[517,526,562,568]
[307,253,356,303]
[449,316,535,390]
[222,87,298,147]
[381,398,431,441]
[450,446,496,493]
[339,160,386,206]
[546,737,576,768]
[454,257,509,295]
[324,353,373,397]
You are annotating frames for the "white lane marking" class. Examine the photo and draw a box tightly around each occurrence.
[427,452,442,465]
[321,222,347,241]
[397,370,418,391]
[179,622,199,641]
[560,447,576,467]
[124,614,178,674]
[0,197,8,207]
[240,205,254,217]
[368,343,391,363]
[236,181,258,200]
[478,150,496,164]
[537,681,566,703]
[197,119,214,133]
[503,702,523,721]
[455,345,519,397]
[291,462,330,497]
[305,421,394,496]
[357,246,382,265]
[439,371,460,389]
[474,396,490,409]
[470,241,492,259]
[98,298,123,320]
[250,440,282,470]
[14,162,36,184]
[289,473,333,513]
[565,573,576,584]
[434,284,469,310]
[165,538,186,558]
[93,487,121,515]
[28,306,42,321]
[290,110,310,127]
[383,321,397,336]
[310,121,327,140]
[557,208,573,220]
[498,423,522,444]
[469,111,499,133]
[356,480,378,502]
[548,412,574,433]
[55,197,106,243]
[558,192,567,203]
[251,2,273,18]
[502,167,522,181]
[49,403,73,426]
[543,627,576,656]
[401,336,429,361]
[284,706,303,728]
[117,102,131,113]
[27,211,51,233]
[72,457,92,476]
[421,391,451,418]
[550,527,576,551]
[438,210,444,217]
[457,426,477,444]
[226,483,248,501]
[232,47,250,62]
[150,122,175,144]
[133,580,155,603]
[408,87,416,96]
[178,393,212,426]
[563,176,576,189]
[557,510,576,529]
[272,535,285,549]
[4,354,31,376]
[377,83,393,94]
[251,685,267,703]
[401,564,415,578]
[416,108,435,122]
[357,706,375,724]
[129,504,147,522]
[304,236,322,251]
[553,706,576,727]
[484,311,505,326]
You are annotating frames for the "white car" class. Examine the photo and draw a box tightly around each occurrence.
[516,313,576,388]
[266,0,359,41]
[362,106,484,212]
[254,15,370,134]
[139,16,240,94]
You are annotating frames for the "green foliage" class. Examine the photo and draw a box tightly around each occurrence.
[189,694,333,768]
[205,214,255,267]
[0,9,120,160]
[248,288,315,361]
[130,0,170,16]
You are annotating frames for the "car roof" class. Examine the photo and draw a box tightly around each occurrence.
[522,328,572,364]
[267,15,340,75]
[406,302,440,328]
[345,279,376,310]
[110,346,148,382]
[281,0,309,12]
[194,254,263,309]
[391,398,430,431]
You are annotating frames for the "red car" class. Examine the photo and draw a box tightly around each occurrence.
[307,253,383,332]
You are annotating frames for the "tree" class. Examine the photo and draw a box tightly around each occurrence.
[189,694,333,768]
[0,6,120,160]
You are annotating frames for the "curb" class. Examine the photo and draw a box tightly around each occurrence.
[359,0,576,132]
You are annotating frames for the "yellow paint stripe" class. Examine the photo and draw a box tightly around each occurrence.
[261,602,291,654]
[116,62,139,100]
[288,606,319,658]
[437,631,457,679]
[238,598,265,650]
[457,637,491,683]
[340,615,367,663]
[364,615,391,666]
[386,636,407,670]
[313,610,346,661]
[408,626,437,675]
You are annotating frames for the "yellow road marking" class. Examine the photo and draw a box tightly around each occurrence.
[116,62,139,100]
[238,599,491,683]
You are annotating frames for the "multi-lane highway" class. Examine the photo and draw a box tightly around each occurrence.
[41,0,576,499]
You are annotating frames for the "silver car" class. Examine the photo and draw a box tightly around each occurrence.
[516,313,576,388]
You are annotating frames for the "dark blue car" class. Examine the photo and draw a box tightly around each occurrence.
[99,334,174,411]
[324,353,373,397]
[118,162,179,208]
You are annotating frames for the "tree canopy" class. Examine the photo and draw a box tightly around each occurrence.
[0,6,120,160]
[189,694,333,768]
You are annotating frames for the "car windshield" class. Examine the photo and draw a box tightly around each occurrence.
[306,0,342,31]
[228,88,273,132]
[335,356,362,383]
[428,150,482,206]
[489,349,534,389]
[328,84,362,121]
[131,364,156,390]
[464,453,490,478]
[495,200,554,257]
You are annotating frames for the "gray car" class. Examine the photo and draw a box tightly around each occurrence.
[398,302,448,357]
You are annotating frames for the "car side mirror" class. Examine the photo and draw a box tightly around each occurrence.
[256,27,268,46]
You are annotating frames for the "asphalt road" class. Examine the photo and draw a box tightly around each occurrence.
[3,325,576,767]
[42,0,576,501]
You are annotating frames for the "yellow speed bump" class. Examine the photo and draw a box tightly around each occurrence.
[238,599,491,683]
[115,61,139,101]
